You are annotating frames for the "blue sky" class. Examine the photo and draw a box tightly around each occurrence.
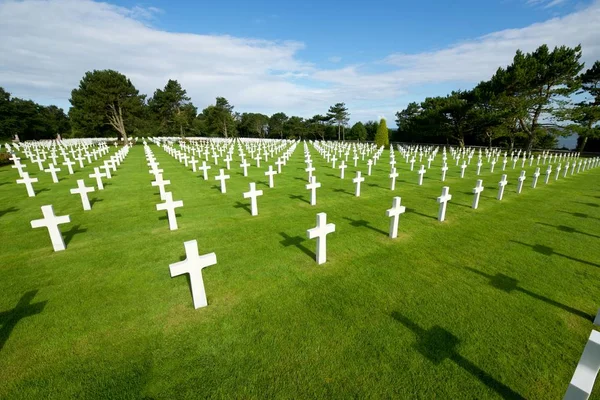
[0,0,598,132]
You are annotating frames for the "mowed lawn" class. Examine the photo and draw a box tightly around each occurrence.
[1,142,600,399]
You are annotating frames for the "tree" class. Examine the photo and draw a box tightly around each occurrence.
[198,97,237,137]
[491,45,584,150]
[283,116,306,139]
[148,79,196,136]
[326,102,350,140]
[239,113,269,137]
[269,112,288,138]
[349,122,367,141]
[375,118,389,147]
[364,120,379,141]
[40,105,70,139]
[69,70,145,141]
[307,115,329,140]
[554,60,600,151]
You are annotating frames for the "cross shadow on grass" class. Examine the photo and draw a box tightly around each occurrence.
[34,188,50,195]
[158,213,182,222]
[294,177,308,182]
[558,210,600,221]
[510,241,600,268]
[90,198,103,208]
[391,312,525,400]
[279,232,315,260]
[63,224,87,246]
[233,201,251,215]
[333,188,354,196]
[406,207,436,221]
[343,217,387,236]
[464,267,592,320]
[573,201,599,208]
[0,290,47,352]
[289,194,310,204]
[0,207,18,218]
[536,222,600,239]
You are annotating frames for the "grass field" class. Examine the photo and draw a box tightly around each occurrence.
[1,142,600,399]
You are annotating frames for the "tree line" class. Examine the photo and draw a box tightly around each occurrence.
[1,43,598,151]
[394,45,600,152]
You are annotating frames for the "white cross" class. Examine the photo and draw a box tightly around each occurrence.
[386,197,406,239]
[545,165,552,184]
[198,161,211,180]
[353,171,365,197]
[275,158,284,173]
[30,205,70,251]
[532,168,540,188]
[62,158,75,175]
[16,172,38,197]
[555,163,562,181]
[305,164,315,182]
[70,179,95,211]
[224,156,232,170]
[410,157,416,171]
[427,156,433,169]
[156,192,183,230]
[169,240,217,309]
[389,167,398,190]
[339,161,347,179]
[151,174,171,201]
[306,212,335,265]
[75,154,85,168]
[243,182,264,216]
[265,166,277,188]
[418,165,426,186]
[89,167,106,190]
[441,163,449,181]
[100,163,112,179]
[215,169,230,193]
[306,176,321,206]
[490,159,496,173]
[331,155,338,169]
[472,179,484,209]
[516,171,526,194]
[240,159,250,177]
[212,153,219,165]
[460,161,467,178]
[254,154,261,168]
[476,160,483,176]
[190,157,198,172]
[367,159,373,176]
[436,186,452,222]
[497,174,508,200]
[44,163,61,183]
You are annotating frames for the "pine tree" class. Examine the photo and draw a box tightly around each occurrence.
[375,118,389,147]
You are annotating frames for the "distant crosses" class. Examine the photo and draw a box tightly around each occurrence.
[460,161,467,178]
[151,174,171,201]
[44,163,61,183]
[516,171,526,194]
[190,156,198,172]
[198,161,211,180]
[472,180,484,209]
[240,159,250,177]
[156,192,183,230]
[441,162,448,182]
[70,179,95,211]
[254,154,261,168]
[169,239,217,309]
[89,167,106,190]
[265,165,277,188]
[62,158,75,175]
[275,157,284,173]
[545,165,552,184]
[16,172,38,197]
[490,159,496,173]
[353,171,365,197]
[476,159,483,176]
[389,167,399,190]
[436,186,452,222]
[339,160,347,179]
[497,174,508,200]
[386,197,406,239]
[305,163,315,182]
[417,165,426,186]
[243,182,263,216]
[564,162,570,178]
[410,156,416,171]
[306,176,321,206]
[555,163,562,181]
[331,155,337,168]
[215,169,231,193]
[532,168,540,188]
[30,205,70,251]
[306,212,336,265]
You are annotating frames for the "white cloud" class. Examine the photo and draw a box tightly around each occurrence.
[0,0,599,124]
[527,0,569,8]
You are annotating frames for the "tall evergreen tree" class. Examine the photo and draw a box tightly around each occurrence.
[326,102,350,140]
[375,118,389,147]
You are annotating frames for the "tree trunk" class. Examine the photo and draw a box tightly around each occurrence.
[578,136,588,152]
[338,124,341,141]
[107,103,127,142]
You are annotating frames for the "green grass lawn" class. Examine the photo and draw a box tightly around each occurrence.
[1,142,599,399]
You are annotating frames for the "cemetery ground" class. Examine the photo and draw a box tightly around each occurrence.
[1,143,600,399]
